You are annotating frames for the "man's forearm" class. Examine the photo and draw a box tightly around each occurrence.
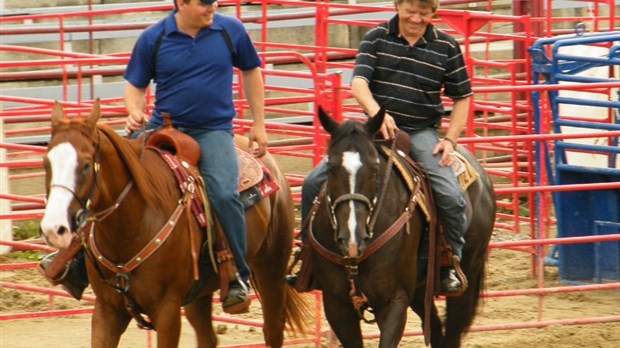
[242,68,265,125]
[444,96,471,141]
[351,77,381,117]
[124,83,147,115]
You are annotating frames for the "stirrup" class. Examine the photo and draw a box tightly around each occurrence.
[440,256,468,297]
[222,276,251,314]
[285,246,302,275]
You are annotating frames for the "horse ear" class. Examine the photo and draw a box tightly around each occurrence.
[318,106,339,134]
[366,107,385,136]
[86,99,101,129]
[50,101,67,132]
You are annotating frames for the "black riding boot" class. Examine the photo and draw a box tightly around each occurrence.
[284,246,302,286]
[284,273,299,286]
[40,249,89,300]
[440,268,462,293]
[439,256,467,296]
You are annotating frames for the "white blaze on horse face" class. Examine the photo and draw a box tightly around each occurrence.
[40,143,78,249]
[342,151,362,256]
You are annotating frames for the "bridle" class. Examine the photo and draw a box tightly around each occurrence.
[325,189,376,238]
[307,139,424,323]
[324,138,396,242]
[48,131,102,232]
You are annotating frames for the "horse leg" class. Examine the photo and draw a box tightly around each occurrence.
[441,264,484,348]
[185,294,217,348]
[411,289,443,347]
[91,300,132,348]
[323,294,363,348]
[148,301,183,347]
[373,294,409,348]
[249,251,288,347]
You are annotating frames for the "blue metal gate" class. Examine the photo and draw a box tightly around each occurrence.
[530,30,620,283]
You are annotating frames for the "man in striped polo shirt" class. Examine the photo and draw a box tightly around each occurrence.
[350,0,472,295]
[287,0,472,296]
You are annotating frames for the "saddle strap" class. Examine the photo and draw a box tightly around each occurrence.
[155,148,207,227]
[420,167,438,347]
[185,201,200,281]
[213,214,233,298]
[123,295,155,330]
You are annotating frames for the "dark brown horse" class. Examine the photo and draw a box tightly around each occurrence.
[308,107,495,347]
[39,100,308,347]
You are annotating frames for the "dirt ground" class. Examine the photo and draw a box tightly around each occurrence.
[1,229,619,348]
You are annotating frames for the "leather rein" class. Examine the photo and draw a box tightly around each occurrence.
[306,140,423,323]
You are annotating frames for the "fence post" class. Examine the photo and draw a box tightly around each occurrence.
[0,115,15,254]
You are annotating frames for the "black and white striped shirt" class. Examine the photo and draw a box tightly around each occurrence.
[352,15,473,131]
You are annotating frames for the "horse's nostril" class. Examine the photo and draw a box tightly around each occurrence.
[57,226,68,236]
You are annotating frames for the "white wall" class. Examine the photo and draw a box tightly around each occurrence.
[558,43,620,168]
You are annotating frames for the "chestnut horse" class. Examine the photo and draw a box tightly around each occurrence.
[308,108,495,347]
[39,100,307,347]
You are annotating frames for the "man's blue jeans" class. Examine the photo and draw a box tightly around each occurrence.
[301,127,467,259]
[140,124,250,284]
[407,128,467,260]
[179,127,250,284]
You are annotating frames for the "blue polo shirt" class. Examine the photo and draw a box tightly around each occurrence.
[124,11,262,130]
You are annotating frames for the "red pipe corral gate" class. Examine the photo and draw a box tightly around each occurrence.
[1,0,619,346]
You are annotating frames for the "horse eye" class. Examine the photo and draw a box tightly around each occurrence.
[326,161,337,171]
[82,162,91,176]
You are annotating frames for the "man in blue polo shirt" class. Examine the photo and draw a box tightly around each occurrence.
[124,0,267,314]
[287,0,472,296]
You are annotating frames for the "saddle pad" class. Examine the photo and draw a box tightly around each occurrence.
[451,152,480,191]
[380,147,480,222]
[236,147,263,192]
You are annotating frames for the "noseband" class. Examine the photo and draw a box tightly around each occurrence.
[326,192,376,238]
[48,132,101,232]
[325,139,396,241]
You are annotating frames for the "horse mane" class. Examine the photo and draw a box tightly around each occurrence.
[96,124,172,211]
